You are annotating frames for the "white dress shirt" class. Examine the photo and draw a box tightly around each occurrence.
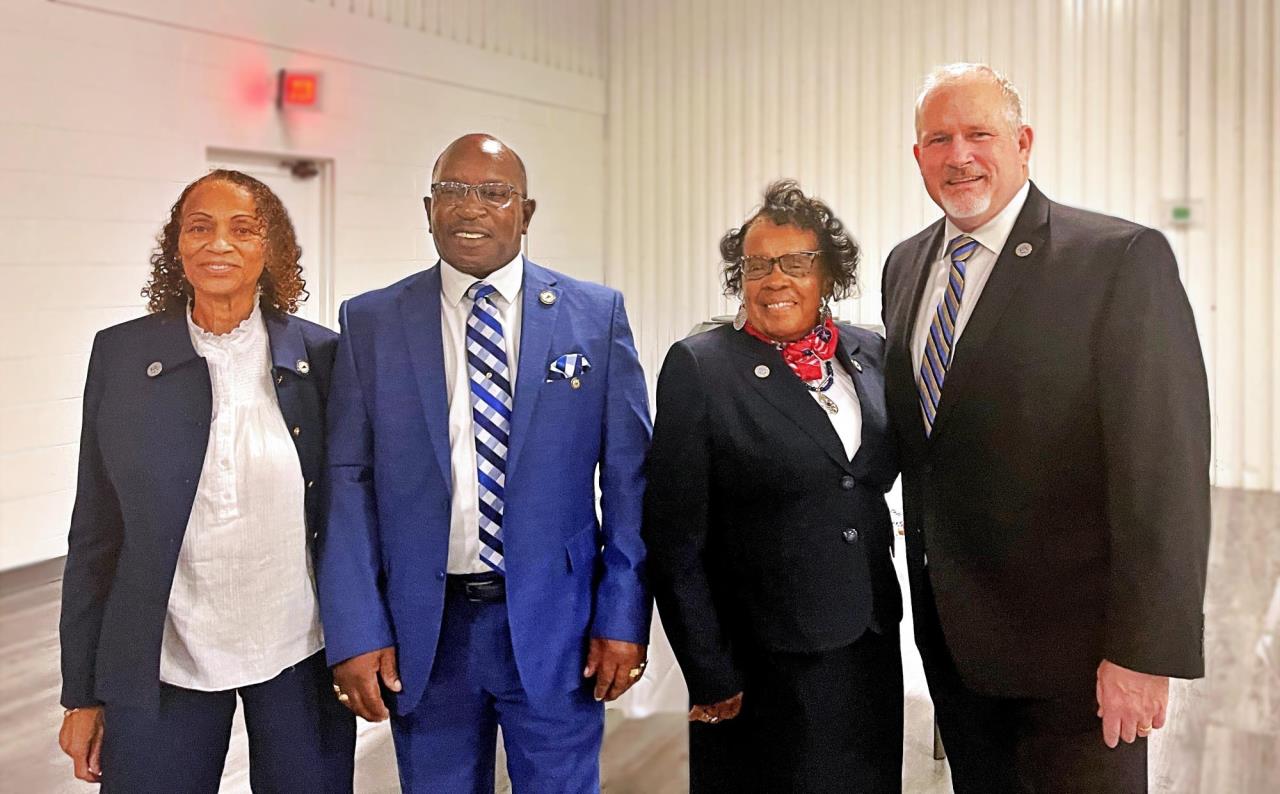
[811,358,862,461]
[440,254,524,574]
[159,303,323,691]
[910,179,1031,373]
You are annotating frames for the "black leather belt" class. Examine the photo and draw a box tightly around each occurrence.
[446,572,506,603]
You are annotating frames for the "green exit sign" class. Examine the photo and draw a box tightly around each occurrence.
[1159,199,1202,228]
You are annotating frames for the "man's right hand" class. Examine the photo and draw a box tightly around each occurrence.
[59,705,105,783]
[332,646,401,722]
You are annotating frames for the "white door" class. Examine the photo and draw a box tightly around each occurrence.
[206,150,334,329]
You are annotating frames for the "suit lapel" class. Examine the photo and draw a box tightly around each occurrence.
[929,184,1050,438]
[142,313,212,548]
[505,259,559,481]
[729,330,853,473]
[889,221,946,456]
[833,331,878,478]
[398,267,454,492]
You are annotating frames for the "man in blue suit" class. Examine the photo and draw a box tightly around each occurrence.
[317,133,652,793]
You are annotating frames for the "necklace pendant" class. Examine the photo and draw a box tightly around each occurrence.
[816,392,839,414]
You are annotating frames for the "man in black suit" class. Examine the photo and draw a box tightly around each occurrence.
[881,63,1211,792]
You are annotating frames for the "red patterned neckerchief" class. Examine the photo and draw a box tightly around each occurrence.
[743,317,840,382]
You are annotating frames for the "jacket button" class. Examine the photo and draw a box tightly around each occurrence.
[842,528,859,543]
[840,475,855,490]
[292,426,301,437]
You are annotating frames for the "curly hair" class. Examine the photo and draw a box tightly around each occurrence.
[142,169,307,314]
[719,179,860,300]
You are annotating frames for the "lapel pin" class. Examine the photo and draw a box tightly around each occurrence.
[296,359,310,375]
[754,364,770,379]
[852,359,863,373]
[571,376,582,390]
[1014,242,1033,257]
[538,290,557,306]
[146,361,163,378]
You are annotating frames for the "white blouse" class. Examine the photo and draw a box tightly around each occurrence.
[158,303,323,691]
[811,358,863,461]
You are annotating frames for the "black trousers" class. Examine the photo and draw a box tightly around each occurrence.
[689,626,904,794]
[914,572,1147,794]
[101,651,355,794]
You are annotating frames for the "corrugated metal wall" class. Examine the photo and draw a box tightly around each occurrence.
[605,0,1280,490]
[306,0,606,77]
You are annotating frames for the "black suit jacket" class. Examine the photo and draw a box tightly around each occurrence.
[643,323,902,704]
[881,182,1211,698]
[59,309,338,711]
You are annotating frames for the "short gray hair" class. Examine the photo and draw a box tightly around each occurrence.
[914,63,1026,137]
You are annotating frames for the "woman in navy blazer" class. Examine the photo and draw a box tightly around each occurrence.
[644,181,904,792]
[57,170,354,792]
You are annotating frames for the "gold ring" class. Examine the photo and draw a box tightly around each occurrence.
[332,684,341,694]
[337,693,350,704]
[707,715,720,723]
[1137,724,1153,733]
[628,666,644,679]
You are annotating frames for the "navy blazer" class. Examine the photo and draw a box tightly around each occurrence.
[59,309,338,711]
[643,323,902,704]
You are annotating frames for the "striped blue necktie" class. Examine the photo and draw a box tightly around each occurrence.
[465,281,512,573]
[917,234,979,437]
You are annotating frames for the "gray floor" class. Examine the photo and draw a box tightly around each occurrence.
[3,488,1278,792]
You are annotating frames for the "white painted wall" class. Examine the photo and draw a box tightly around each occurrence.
[605,0,1280,491]
[3,0,1277,571]
[0,0,608,570]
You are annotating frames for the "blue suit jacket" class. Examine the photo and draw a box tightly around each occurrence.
[59,309,338,711]
[317,259,653,714]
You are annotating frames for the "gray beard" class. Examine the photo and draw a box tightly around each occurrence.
[940,191,991,221]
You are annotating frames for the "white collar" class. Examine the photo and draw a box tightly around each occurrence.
[186,300,264,348]
[943,179,1031,258]
[439,252,524,307]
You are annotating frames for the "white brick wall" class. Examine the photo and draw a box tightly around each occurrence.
[0,0,608,569]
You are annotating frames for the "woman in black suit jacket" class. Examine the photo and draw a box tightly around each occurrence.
[57,170,354,792]
[644,180,903,792]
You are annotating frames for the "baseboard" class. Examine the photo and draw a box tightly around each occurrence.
[0,556,64,599]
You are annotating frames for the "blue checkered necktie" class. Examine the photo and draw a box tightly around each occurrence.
[917,234,979,437]
[465,281,512,573]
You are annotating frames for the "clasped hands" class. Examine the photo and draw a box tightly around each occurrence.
[331,638,647,721]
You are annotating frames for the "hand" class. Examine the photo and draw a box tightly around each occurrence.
[59,706,105,783]
[689,692,743,724]
[332,646,401,722]
[583,638,647,702]
[1096,659,1169,748]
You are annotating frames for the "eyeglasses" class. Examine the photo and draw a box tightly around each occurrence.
[430,181,524,209]
[740,251,822,280]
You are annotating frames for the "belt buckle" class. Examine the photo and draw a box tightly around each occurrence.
[463,579,497,602]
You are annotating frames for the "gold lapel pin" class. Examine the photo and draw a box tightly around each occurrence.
[146,361,163,378]
[296,359,310,375]
[754,365,770,379]
[539,290,557,306]
[571,377,582,389]
[1015,242,1033,257]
